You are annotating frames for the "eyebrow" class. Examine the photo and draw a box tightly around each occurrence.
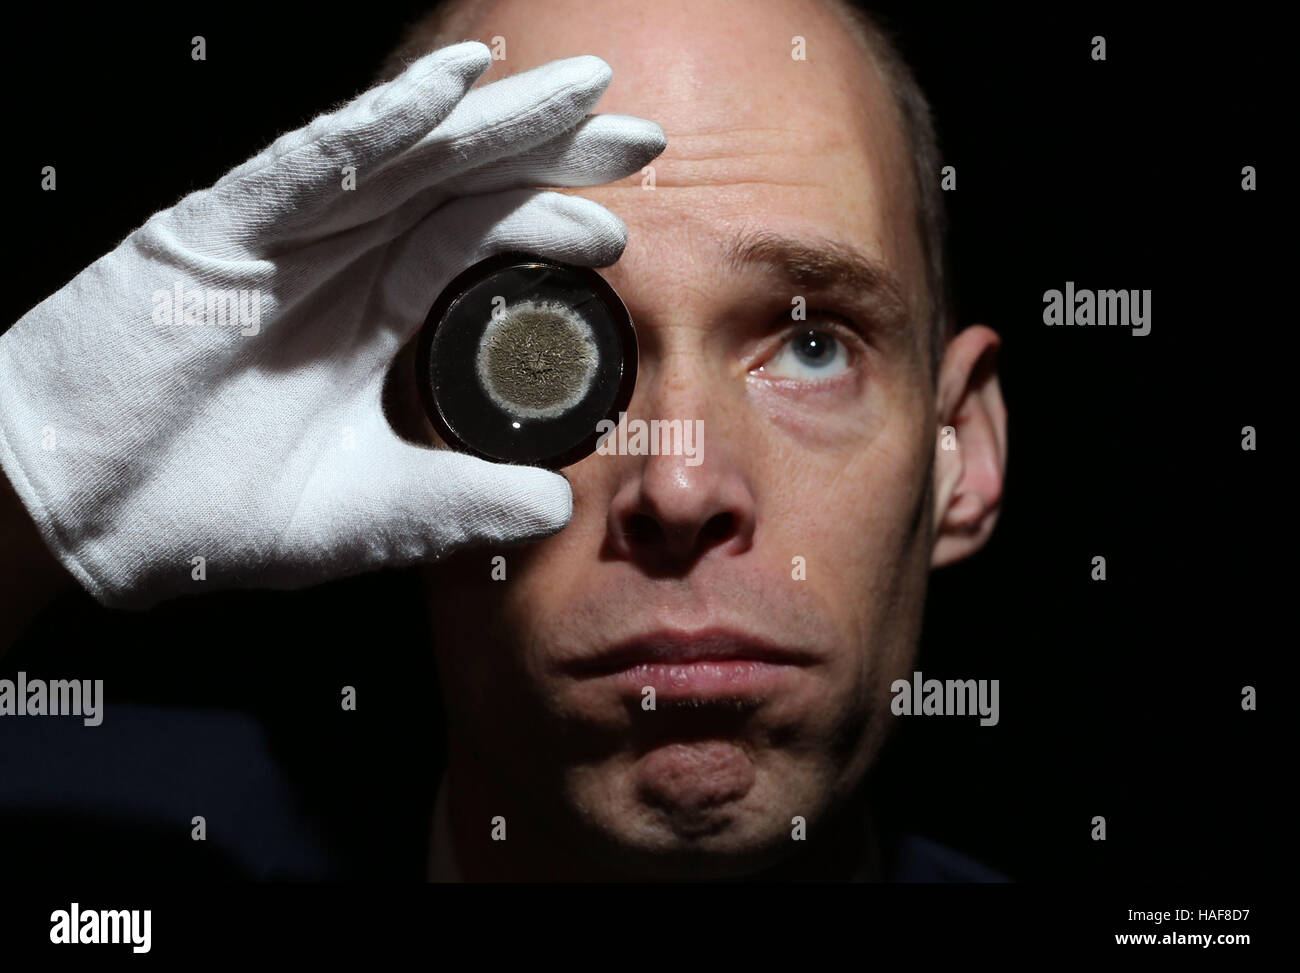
[722,229,913,339]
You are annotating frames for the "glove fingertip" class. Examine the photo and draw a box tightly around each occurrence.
[434,40,494,82]
[575,54,614,88]
[503,466,574,537]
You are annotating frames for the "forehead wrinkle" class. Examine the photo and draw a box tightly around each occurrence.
[631,120,855,164]
[561,126,862,193]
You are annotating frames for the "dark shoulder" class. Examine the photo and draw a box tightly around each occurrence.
[884,834,1011,883]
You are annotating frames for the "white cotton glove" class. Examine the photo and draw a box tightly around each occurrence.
[0,41,665,609]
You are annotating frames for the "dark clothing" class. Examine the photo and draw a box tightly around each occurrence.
[0,701,1008,882]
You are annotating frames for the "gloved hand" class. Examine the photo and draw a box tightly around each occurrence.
[0,41,665,609]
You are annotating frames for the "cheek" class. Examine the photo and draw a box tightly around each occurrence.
[422,450,622,692]
[482,465,611,642]
[746,400,932,636]
[419,557,529,732]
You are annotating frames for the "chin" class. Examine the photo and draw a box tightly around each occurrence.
[563,752,809,880]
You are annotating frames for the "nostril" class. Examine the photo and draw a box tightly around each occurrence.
[624,512,661,545]
[700,512,735,545]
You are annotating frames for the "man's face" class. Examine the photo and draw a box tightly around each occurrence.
[421,0,940,878]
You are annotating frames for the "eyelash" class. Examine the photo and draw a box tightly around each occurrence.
[753,311,869,379]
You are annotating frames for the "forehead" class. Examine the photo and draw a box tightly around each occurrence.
[445,0,925,325]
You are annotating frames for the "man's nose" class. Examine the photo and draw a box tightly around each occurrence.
[604,405,756,576]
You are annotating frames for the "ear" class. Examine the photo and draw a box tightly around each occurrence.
[931,325,1007,568]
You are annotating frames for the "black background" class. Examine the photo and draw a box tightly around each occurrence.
[0,0,1283,887]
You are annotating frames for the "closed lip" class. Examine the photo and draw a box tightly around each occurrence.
[559,627,819,678]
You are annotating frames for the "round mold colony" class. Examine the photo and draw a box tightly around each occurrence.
[475,299,599,420]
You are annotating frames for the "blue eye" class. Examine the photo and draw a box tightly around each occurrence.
[760,329,849,381]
